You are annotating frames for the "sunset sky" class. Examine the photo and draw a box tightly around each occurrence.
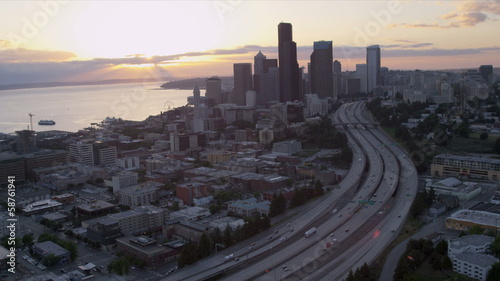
[0,0,499,85]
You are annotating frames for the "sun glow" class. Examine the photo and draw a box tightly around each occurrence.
[68,2,226,59]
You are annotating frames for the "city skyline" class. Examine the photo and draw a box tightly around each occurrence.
[0,1,499,85]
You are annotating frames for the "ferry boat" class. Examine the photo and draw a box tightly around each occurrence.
[38,120,56,125]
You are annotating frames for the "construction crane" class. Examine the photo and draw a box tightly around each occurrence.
[28,113,35,131]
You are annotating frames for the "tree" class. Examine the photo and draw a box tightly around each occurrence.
[435,240,448,255]
[22,233,34,245]
[491,235,500,257]
[178,242,199,268]
[487,262,500,281]
[442,256,452,270]
[209,204,221,215]
[480,132,489,140]
[254,191,261,199]
[211,227,223,245]
[42,253,60,267]
[198,233,211,259]
[223,224,233,247]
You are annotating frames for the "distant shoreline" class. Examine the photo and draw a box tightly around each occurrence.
[0,78,157,91]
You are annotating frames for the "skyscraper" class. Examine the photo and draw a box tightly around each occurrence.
[205,77,222,105]
[278,22,300,102]
[333,60,342,99]
[356,64,367,94]
[366,45,381,93]
[254,51,266,93]
[479,65,493,85]
[193,85,204,132]
[253,52,279,106]
[310,41,333,99]
[233,63,253,106]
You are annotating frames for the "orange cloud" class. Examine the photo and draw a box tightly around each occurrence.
[391,0,499,29]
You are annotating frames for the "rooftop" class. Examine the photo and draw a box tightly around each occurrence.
[456,252,498,267]
[229,198,271,210]
[22,199,62,212]
[34,241,69,257]
[449,235,494,250]
[77,200,115,211]
[448,209,500,228]
[434,154,500,165]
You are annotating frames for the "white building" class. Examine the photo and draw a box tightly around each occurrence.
[425,177,481,201]
[304,94,328,117]
[448,235,498,281]
[452,253,498,281]
[108,205,167,235]
[118,181,162,207]
[116,157,140,170]
[69,142,94,165]
[111,171,138,194]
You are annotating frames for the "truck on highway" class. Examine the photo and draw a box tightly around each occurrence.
[304,227,317,238]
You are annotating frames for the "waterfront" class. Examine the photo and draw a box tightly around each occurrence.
[0,82,193,134]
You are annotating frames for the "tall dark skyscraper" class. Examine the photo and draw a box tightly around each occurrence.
[206,77,222,105]
[233,63,253,106]
[333,60,342,100]
[310,41,333,99]
[253,52,279,106]
[254,51,266,93]
[366,45,381,93]
[278,22,300,102]
[479,65,493,85]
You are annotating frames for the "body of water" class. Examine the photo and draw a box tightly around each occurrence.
[0,82,193,134]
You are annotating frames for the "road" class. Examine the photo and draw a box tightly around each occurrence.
[164,101,418,281]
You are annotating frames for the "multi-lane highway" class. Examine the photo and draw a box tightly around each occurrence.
[165,101,418,281]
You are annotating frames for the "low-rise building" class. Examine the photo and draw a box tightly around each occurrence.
[176,182,209,206]
[33,241,70,265]
[431,154,500,181]
[169,206,210,221]
[116,236,179,268]
[272,140,302,155]
[50,193,75,204]
[86,217,123,246]
[164,218,211,243]
[446,209,500,232]
[448,235,498,281]
[228,198,270,217]
[22,199,63,215]
[207,150,237,165]
[452,253,498,281]
[76,200,115,217]
[425,177,481,201]
[108,205,167,235]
